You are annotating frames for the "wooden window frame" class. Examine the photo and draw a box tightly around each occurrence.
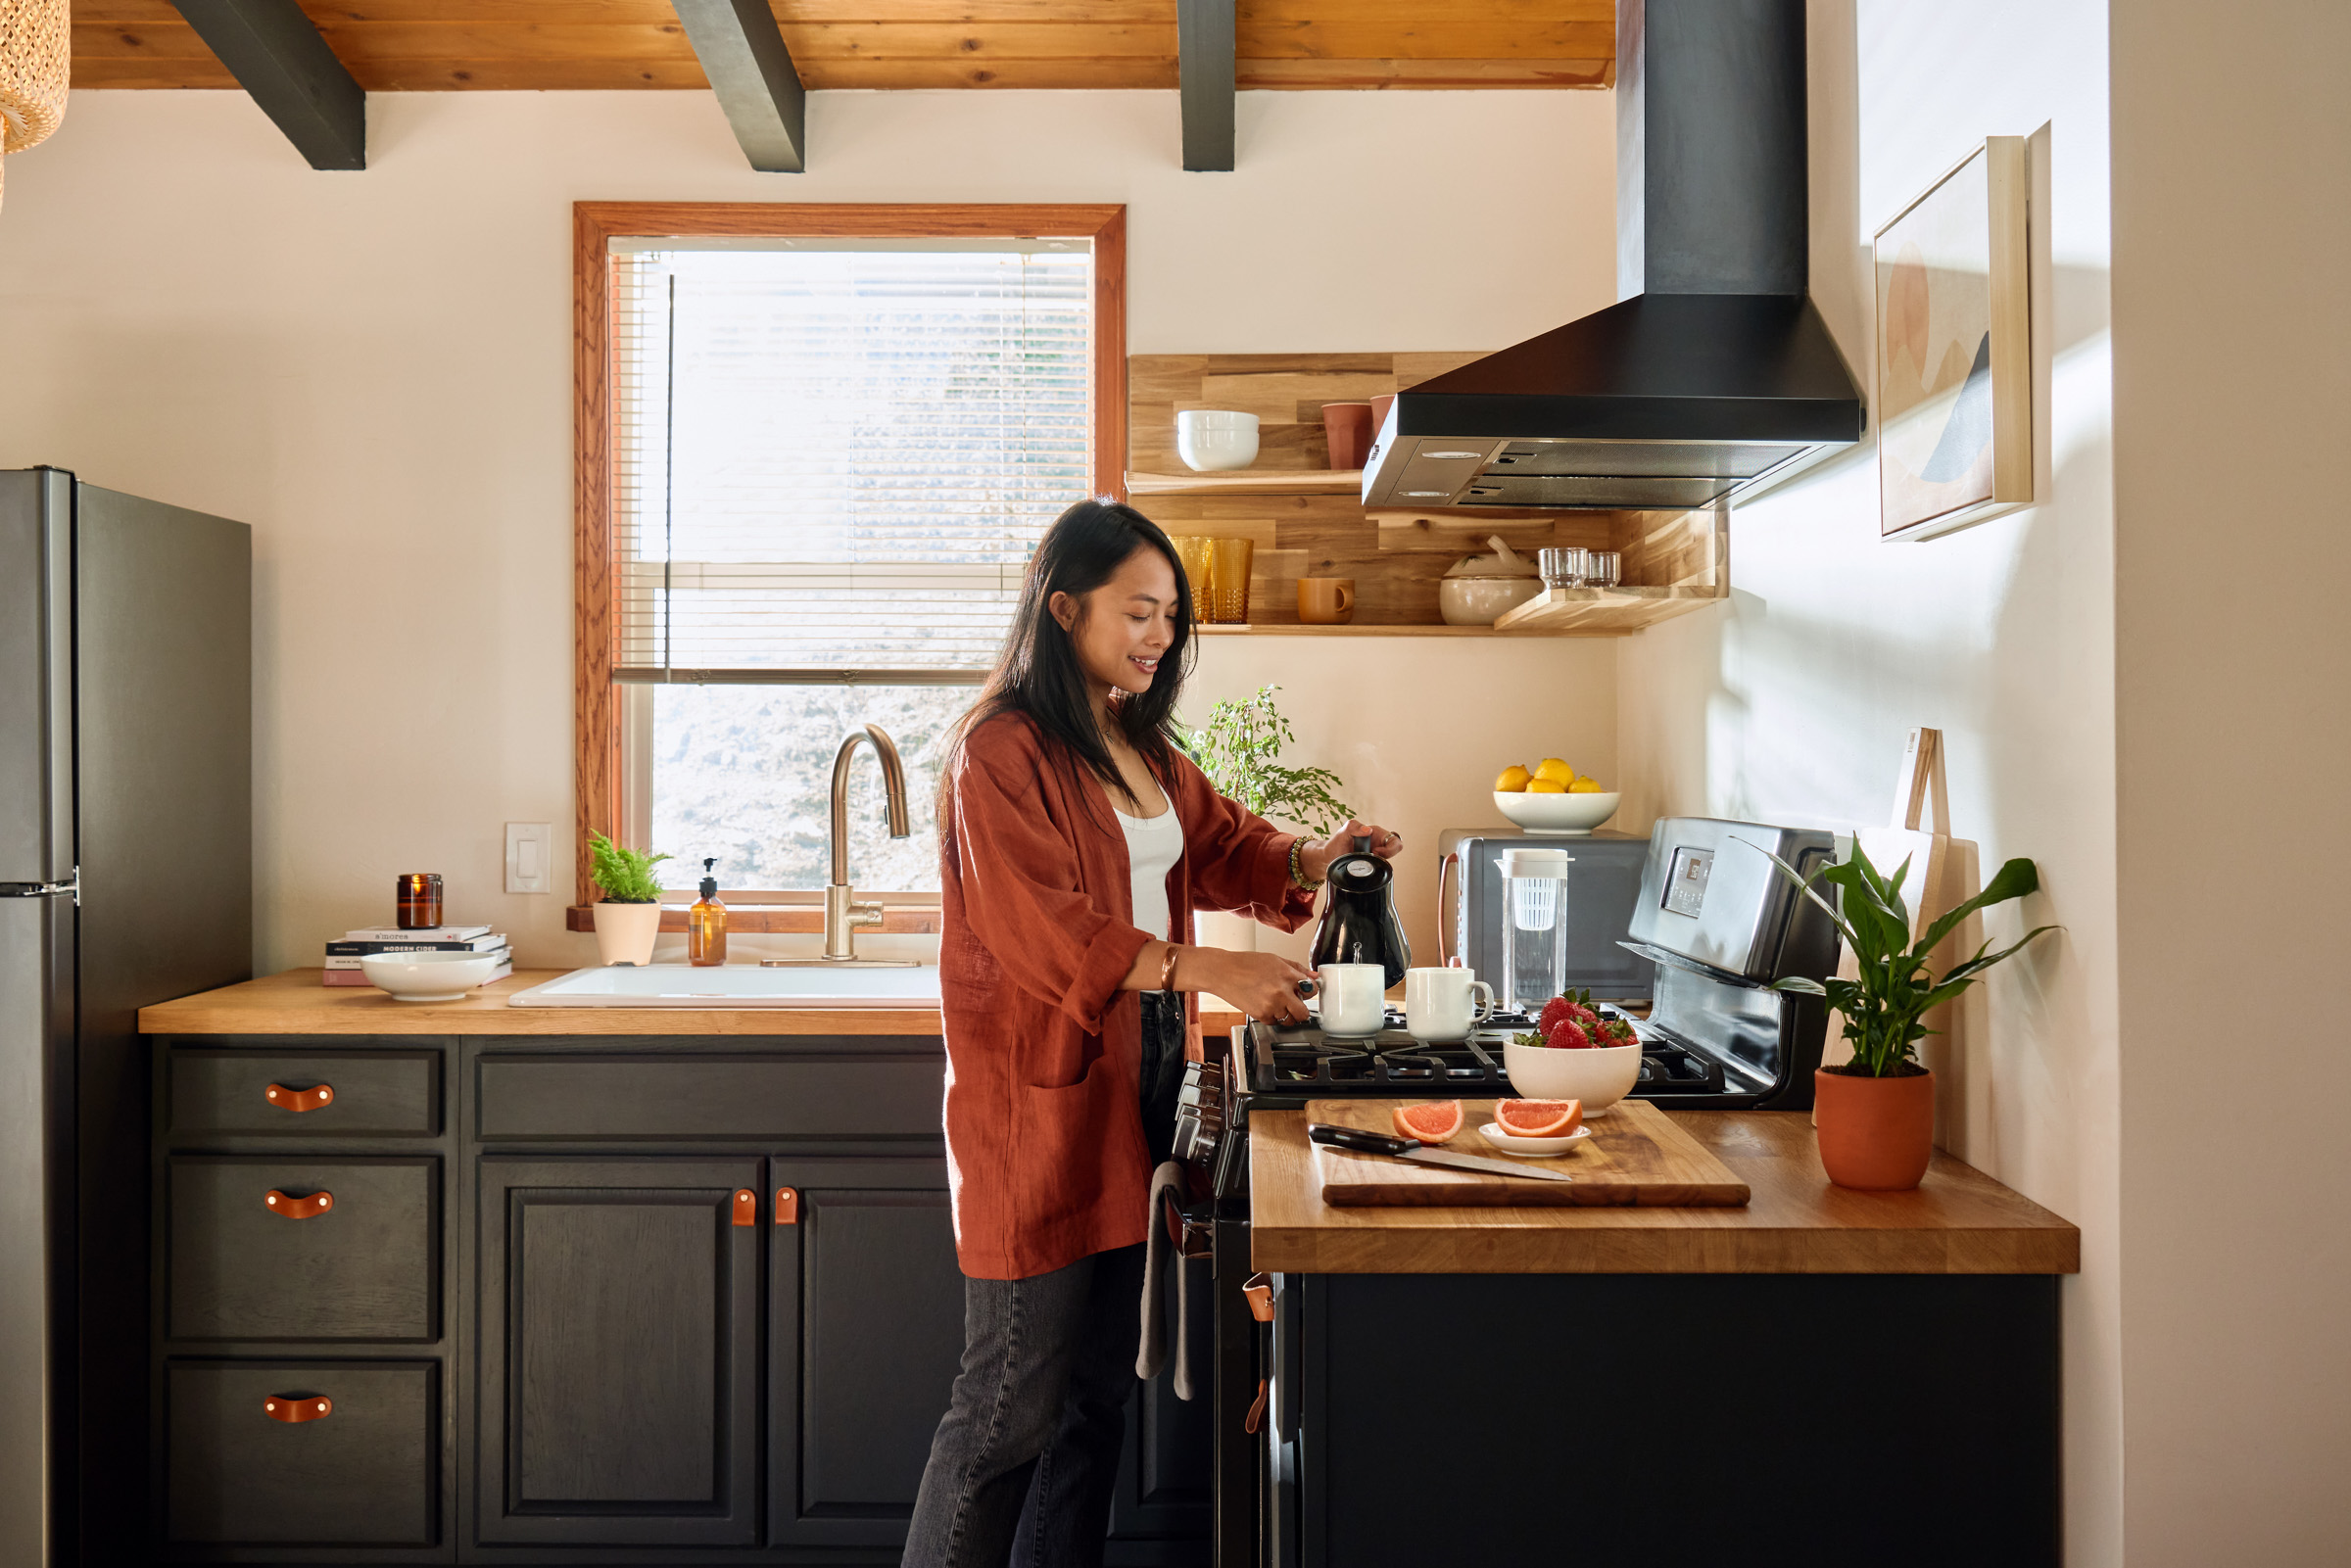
[571,201,1128,904]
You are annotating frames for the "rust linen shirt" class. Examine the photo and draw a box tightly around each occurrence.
[939,713,1316,1280]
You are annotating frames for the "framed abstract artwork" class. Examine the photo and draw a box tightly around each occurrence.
[1874,135,2032,542]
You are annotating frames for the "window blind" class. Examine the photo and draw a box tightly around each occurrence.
[610,238,1094,684]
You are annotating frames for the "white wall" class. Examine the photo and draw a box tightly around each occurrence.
[0,86,1617,972]
[2109,3,2351,1562]
[1614,1,2122,1559]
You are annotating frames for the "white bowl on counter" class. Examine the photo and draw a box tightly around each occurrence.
[1502,1039,1641,1115]
[1439,576,1543,626]
[360,949,504,1002]
[1494,788,1622,834]
[1176,409,1261,472]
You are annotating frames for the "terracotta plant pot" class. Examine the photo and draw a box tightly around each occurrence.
[593,900,662,967]
[1813,1067,1936,1190]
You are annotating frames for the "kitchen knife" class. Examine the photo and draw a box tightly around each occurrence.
[1307,1123,1574,1182]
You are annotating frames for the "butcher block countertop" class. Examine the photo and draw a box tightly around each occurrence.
[1247,1107,2081,1275]
[140,969,1253,1039]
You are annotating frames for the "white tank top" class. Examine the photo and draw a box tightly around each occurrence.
[1114,804,1184,941]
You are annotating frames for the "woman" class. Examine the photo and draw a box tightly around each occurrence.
[903,499,1401,1568]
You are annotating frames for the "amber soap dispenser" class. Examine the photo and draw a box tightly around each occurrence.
[688,859,728,967]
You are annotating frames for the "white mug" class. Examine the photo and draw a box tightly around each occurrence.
[1404,967,1496,1042]
[1315,963,1387,1036]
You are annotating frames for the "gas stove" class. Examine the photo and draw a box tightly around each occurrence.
[1235,1008,1728,1110]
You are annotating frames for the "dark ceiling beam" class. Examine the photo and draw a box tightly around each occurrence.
[1177,0,1235,171]
[171,0,365,170]
[670,0,808,172]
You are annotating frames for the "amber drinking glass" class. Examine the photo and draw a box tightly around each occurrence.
[396,874,443,929]
[1172,535,1217,620]
[1208,538,1256,624]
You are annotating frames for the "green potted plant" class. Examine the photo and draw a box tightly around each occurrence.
[589,831,671,967]
[1183,685,1353,948]
[1758,841,2057,1190]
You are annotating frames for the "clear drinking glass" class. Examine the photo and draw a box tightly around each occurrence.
[1496,849,1572,1013]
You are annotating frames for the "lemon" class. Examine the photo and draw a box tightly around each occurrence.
[1495,764,1533,793]
[1525,779,1568,794]
[1533,757,1576,785]
[1567,778,1607,793]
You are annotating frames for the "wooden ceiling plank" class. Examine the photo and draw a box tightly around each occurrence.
[1176,0,1232,170]
[172,0,367,167]
[294,21,1176,63]
[1237,19,1613,57]
[72,20,228,59]
[1239,55,1611,87]
[671,0,808,171]
[803,56,1176,86]
[1241,0,1611,21]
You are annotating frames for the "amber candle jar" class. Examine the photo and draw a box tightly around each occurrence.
[396,874,444,929]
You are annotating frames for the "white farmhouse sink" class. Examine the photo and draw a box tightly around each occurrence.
[507,964,940,1010]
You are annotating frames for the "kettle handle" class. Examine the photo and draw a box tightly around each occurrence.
[1351,833,1371,853]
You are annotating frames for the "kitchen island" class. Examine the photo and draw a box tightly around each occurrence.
[1246,1107,2080,1568]
[137,969,1216,1567]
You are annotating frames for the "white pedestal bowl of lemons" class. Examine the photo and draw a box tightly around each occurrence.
[1494,758,1620,835]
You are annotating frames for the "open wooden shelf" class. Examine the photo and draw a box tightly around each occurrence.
[1128,352,1733,640]
[1128,469,1365,497]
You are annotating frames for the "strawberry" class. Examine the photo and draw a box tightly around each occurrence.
[1545,1018,1592,1051]
[1591,1018,1638,1049]
[1536,995,1578,1035]
[1565,1002,1603,1031]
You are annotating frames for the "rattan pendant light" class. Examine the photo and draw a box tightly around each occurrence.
[0,0,68,212]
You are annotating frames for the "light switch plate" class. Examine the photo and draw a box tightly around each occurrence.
[505,822,552,894]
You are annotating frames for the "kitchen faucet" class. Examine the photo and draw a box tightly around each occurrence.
[802,724,915,965]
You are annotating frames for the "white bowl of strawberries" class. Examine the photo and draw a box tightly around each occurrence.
[1504,993,1642,1115]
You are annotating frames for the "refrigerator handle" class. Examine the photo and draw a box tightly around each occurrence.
[0,868,76,903]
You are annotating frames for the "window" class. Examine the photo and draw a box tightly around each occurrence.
[574,205,1126,901]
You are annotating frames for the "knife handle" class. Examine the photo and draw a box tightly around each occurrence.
[1307,1123,1417,1157]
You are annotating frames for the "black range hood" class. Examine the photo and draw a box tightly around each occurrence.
[1364,0,1863,513]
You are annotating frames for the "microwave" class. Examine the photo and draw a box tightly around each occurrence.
[1437,829,1655,1004]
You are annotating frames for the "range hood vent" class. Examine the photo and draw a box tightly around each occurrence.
[1365,0,1863,513]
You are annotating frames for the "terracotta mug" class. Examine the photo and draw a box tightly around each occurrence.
[1320,403,1375,471]
[1297,577,1356,625]
[1208,538,1255,624]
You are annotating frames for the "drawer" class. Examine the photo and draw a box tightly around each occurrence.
[167,1157,438,1343]
[168,1048,441,1138]
[166,1359,438,1546]
[476,1051,945,1140]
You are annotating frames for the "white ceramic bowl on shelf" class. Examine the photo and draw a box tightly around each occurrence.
[1493,789,1621,835]
[1176,410,1261,472]
[1438,576,1543,626]
[360,949,503,1002]
[1502,1039,1641,1115]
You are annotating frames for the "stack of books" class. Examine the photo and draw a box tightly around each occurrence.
[324,925,512,986]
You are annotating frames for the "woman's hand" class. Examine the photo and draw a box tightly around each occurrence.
[1185,947,1320,1026]
[1300,818,1404,885]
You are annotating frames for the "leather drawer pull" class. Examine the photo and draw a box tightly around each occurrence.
[732,1189,757,1226]
[263,1396,332,1423]
[1244,1379,1268,1436]
[264,1189,334,1219]
[1243,1272,1274,1324]
[774,1188,799,1225]
[264,1082,334,1112]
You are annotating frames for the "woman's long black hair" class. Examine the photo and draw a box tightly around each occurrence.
[946,497,1196,816]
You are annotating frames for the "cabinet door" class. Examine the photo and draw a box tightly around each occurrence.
[767,1167,965,1548]
[475,1158,761,1546]
[1108,1251,1215,1550]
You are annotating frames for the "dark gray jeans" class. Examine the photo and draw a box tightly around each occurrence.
[902,991,1186,1568]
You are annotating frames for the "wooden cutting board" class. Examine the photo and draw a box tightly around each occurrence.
[1309,1098,1751,1208]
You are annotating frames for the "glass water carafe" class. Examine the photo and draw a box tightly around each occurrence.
[1496,848,1572,1014]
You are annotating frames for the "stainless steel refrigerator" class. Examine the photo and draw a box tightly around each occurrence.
[1,468,251,1568]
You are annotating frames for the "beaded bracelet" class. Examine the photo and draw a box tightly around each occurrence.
[1287,838,1323,891]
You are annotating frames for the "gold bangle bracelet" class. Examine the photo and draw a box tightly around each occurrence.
[1158,944,1182,994]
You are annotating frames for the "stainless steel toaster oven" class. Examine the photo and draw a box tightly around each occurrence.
[1437,828,1655,1003]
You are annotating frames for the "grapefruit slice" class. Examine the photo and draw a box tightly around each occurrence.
[1494,1098,1583,1138]
[1391,1100,1464,1143]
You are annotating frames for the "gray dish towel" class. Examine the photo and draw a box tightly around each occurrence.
[1136,1161,1194,1401]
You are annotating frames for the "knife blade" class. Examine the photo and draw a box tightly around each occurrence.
[1307,1122,1574,1182]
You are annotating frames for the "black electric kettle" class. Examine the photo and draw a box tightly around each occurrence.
[1307,834,1412,988]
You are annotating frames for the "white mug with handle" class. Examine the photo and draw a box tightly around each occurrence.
[1404,967,1496,1042]
[1315,963,1388,1036]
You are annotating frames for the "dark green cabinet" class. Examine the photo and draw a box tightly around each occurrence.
[472,1157,764,1547]
[767,1170,967,1548]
